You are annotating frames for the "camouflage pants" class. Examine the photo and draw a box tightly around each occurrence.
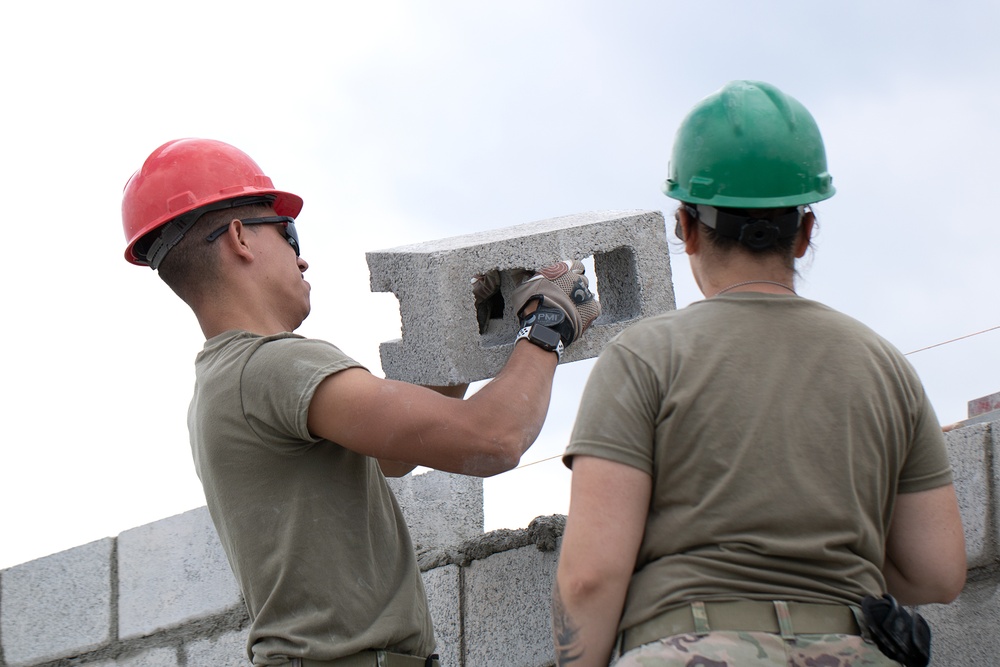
[614,631,901,666]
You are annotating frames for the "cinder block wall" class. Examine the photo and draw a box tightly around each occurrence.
[1,421,996,666]
[919,417,1000,665]
[0,468,563,667]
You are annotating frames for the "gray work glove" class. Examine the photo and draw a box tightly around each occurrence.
[511,260,600,347]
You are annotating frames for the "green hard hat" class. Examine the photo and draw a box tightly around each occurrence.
[663,80,835,208]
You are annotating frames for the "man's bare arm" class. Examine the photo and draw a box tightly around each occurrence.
[308,343,557,477]
[376,383,469,477]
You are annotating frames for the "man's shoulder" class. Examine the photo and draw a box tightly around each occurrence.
[199,331,360,374]
[250,333,356,366]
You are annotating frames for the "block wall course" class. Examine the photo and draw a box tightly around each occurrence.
[920,573,1000,665]
[0,538,114,666]
[462,543,559,667]
[968,391,1000,418]
[953,409,1000,428]
[388,471,484,551]
[993,423,999,558]
[367,210,674,385]
[112,646,179,667]
[2,420,995,667]
[943,422,994,568]
[421,564,461,667]
[185,629,249,667]
[118,507,241,640]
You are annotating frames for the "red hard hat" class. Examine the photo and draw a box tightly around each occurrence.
[122,138,304,266]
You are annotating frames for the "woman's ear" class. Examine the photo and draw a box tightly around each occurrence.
[677,207,699,256]
[793,208,816,259]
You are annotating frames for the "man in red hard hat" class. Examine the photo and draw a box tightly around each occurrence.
[122,138,600,666]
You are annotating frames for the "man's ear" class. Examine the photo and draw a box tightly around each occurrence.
[223,219,256,262]
[793,209,816,259]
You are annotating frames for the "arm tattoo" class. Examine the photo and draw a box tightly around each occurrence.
[552,581,584,665]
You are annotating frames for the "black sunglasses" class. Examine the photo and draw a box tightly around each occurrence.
[206,216,300,256]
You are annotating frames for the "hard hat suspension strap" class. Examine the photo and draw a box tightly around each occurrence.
[686,204,804,251]
[138,195,276,270]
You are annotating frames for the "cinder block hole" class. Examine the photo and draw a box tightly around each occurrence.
[593,246,641,322]
[477,248,639,348]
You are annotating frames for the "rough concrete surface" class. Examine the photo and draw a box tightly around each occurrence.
[0,538,114,666]
[921,572,1000,665]
[943,422,994,568]
[186,629,249,667]
[421,564,461,667]
[388,470,484,551]
[463,544,560,667]
[113,646,179,667]
[118,507,241,640]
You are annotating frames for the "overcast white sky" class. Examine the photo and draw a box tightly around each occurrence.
[1,1,998,571]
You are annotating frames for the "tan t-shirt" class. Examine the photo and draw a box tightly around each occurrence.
[565,294,952,633]
[190,331,434,665]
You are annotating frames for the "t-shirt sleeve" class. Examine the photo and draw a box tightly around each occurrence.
[240,337,365,451]
[563,340,659,475]
[898,385,954,494]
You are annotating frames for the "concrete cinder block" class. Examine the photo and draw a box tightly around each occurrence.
[186,629,250,666]
[118,507,242,640]
[920,575,1000,665]
[463,544,559,667]
[943,422,994,568]
[422,564,461,667]
[367,210,674,385]
[968,391,1000,418]
[0,538,113,666]
[953,409,1000,429]
[388,470,484,550]
[992,422,1000,567]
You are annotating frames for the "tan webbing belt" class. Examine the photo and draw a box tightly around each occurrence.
[620,600,863,653]
[283,650,438,667]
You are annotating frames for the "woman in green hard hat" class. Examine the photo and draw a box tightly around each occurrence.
[552,81,966,666]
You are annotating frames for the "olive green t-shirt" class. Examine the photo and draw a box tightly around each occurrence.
[565,294,952,633]
[190,331,434,665]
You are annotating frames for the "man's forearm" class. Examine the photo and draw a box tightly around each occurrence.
[467,340,558,460]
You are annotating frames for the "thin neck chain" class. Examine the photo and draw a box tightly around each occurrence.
[712,279,797,298]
